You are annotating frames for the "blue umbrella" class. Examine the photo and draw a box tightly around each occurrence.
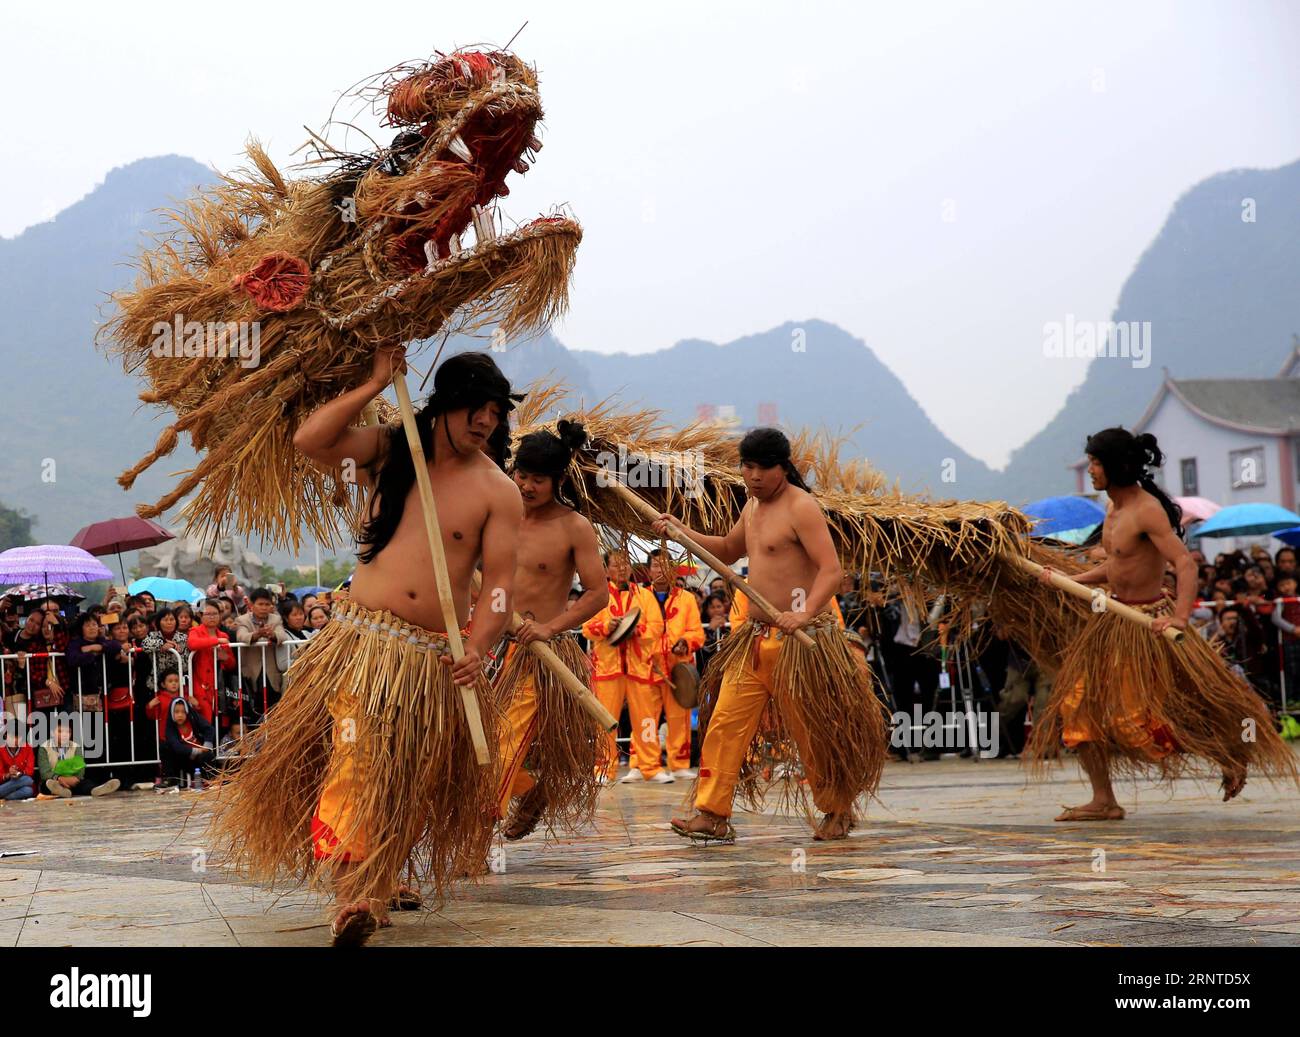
[1023,496,1106,538]
[291,585,331,598]
[1193,503,1300,539]
[128,576,204,604]
[1269,526,1300,548]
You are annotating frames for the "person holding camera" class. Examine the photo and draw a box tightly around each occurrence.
[206,566,249,614]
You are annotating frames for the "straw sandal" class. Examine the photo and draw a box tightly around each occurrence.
[670,811,736,844]
[1055,804,1126,821]
[330,902,378,947]
[813,811,854,840]
[388,885,423,911]
[502,785,547,841]
[1221,767,1247,802]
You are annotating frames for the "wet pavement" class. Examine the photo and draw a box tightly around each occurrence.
[1,756,1297,946]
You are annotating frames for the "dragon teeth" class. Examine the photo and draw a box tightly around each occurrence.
[447,134,473,162]
[471,206,496,244]
[449,233,462,256]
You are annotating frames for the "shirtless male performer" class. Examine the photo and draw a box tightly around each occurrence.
[209,345,523,945]
[494,420,609,839]
[658,428,886,842]
[1034,427,1296,820]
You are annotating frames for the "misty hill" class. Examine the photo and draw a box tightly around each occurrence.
[1000,158,1300,499]
[0,155,217,550]
[473,321,1000,497]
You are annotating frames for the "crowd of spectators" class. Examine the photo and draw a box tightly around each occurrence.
[1185,544,1300,706]
[0,566,330,797]
[5,544,1293,797]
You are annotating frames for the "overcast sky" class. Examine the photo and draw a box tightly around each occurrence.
[5,0,1300,467]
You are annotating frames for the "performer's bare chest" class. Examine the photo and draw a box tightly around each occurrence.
[514,521,574,619]
[1102,510,1147,560]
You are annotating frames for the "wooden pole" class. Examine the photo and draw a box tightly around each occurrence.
[391,375,491,764]
[606,480,816,647]
[1004,552,1184,644]
[471,572,616,731]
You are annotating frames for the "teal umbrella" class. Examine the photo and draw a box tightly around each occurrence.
[1193,503,1300,538]
[128,576,203,605]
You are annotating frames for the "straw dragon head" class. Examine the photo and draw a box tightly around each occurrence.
[103,49,581,550]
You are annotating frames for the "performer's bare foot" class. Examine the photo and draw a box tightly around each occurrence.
[813,811,853,840]
[1221,765,1247,802]
[330,900,378,947]
[502,785,547,841]
[670,809,735,844]
[1055,801,1126,821]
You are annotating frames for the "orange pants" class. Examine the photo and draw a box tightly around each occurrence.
[1059,677,1176,760]
[646,680,692,773]
[594,676,660,778]
[495,661,540,819]
[311,686,370,862]
[695,628,846,818]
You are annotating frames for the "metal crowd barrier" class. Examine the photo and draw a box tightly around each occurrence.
[0,645,185,771]
[186,636,311,759]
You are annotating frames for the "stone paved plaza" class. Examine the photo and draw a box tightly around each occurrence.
[0,756,1296,947]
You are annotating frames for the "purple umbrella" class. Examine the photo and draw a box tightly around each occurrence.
[0,545,113,585]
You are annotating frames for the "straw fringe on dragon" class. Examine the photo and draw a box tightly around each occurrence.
[101,49,581,551]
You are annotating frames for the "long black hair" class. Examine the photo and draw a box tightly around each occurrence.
[512,419,587,508]
[1085,427,1183,535]
[738,427,810,491]
[358,352,523,564]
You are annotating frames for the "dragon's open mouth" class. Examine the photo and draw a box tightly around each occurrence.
[382,52,548,272]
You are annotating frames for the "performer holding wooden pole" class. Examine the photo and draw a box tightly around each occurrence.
[1024,428,1296,820]
[655,428,888,842]
[208,349,525,945]
[491,421,614,840]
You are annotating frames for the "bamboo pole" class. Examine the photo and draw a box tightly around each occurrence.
[606,480,816,647]
[391,374,491,764]
[471,572,616,731]
[1004,552,1184,644]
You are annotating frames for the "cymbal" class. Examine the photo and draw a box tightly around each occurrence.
[607,607,642,646]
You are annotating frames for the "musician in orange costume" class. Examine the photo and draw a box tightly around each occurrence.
[637,549,705,780]
[582,550,666,783]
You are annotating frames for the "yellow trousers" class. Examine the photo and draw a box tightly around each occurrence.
[593,676,661,778]
[312,686,371,862]
[695,628,847,818]
[645,680,692,772]
[495,663,540,819]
